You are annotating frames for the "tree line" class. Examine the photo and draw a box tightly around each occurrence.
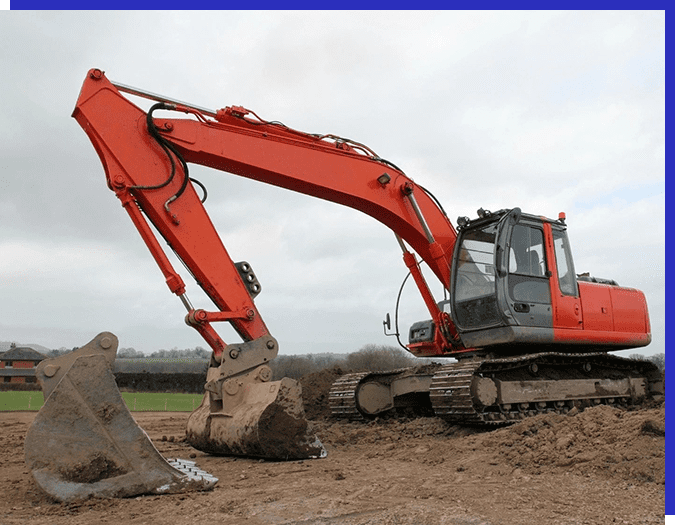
[115,343,427,379]
[629,353,665,372]
[269,344,430,380]
[44,346,211,359]
[109,343,427,380]
[46,344,665,375]
[116,347,211,359]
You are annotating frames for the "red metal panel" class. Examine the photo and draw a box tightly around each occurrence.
[578,281,613,332]
[554,284,650,349]
[553,327,650,348]
[610,286,650,334]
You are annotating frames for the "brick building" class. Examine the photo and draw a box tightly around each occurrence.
[0,344,46,384]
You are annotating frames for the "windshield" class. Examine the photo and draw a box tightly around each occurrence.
[454,223,498,301]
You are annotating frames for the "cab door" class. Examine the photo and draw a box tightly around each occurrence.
[506,223,553,328]
[545,224,583,329]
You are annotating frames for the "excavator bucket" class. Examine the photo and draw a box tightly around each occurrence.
[186,374,326,459]
[24,333,217,503]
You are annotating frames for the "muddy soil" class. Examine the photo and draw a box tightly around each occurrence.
[1,399,664,524]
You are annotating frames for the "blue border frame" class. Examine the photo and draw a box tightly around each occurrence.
[8,2,668,9]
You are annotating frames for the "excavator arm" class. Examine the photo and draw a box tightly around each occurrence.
[72,68,462,358]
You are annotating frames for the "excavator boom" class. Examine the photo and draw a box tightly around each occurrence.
[72,69,460,355]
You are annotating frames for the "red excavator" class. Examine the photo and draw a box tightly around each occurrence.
[25,69,662,502]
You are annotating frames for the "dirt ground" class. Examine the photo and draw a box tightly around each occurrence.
[0,398,664,525]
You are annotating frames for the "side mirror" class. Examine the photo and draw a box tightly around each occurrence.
[383,313,396,336]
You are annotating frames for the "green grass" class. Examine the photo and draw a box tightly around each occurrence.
[120,392,204,412]
[0,391,44,411]
[0,391,204,412]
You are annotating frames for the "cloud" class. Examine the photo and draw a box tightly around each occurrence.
[0,11,664,358]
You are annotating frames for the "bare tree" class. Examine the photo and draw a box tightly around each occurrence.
[629,352,665,372]
[117,347,144,358]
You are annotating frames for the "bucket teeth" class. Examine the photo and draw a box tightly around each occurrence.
[25,333,217,502]
[161,459,219,492]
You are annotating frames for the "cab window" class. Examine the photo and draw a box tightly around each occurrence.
[508,225,550,304]
[553,229,578,296]
[454,223,497,302]
[509,225,545,277]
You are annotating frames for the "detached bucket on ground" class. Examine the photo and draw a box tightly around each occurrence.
[24,333,217,503]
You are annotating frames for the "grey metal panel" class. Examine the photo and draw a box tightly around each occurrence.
[460,325,555,349]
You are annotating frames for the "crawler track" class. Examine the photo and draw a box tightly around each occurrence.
[330,353,662,425]
[328,371,370,420]
[328,368,414,420]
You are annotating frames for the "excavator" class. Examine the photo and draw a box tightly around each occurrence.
[25,69,662,502]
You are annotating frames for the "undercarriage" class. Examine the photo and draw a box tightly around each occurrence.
[329,353,663,424]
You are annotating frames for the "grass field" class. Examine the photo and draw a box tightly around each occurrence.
[0,391,204,412]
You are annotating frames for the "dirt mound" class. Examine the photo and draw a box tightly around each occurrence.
[316,417,457,446]
[311,401,665,488]
[299,365,345,420]
[299,366,665,489]
[482,403,665,484]
[3,404,665,524]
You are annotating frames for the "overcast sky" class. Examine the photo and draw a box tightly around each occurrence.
[0,11,665,359]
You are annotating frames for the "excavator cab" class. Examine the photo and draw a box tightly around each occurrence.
[450,207,565,349]
[448,206,650,353]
